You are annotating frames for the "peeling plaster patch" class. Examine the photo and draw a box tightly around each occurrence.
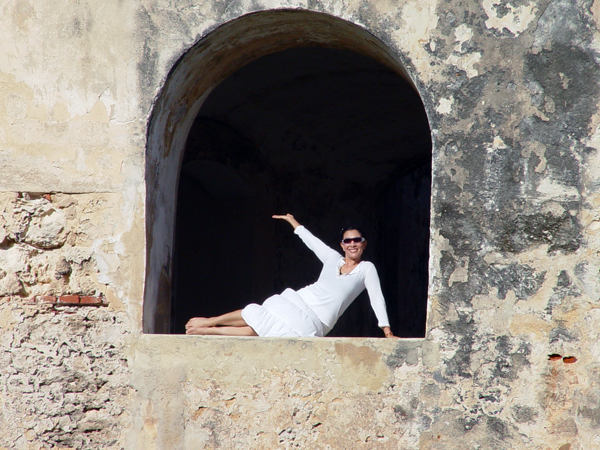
[394,0,439,78]
[72,99,110,123]
[592,1,600,57]
[454,24,473,43]
[585,124,600,153]
[448,256,469,286]
[92,243,121,286]
[447,51,481,78]
[583,124,600,195]
[334,342,380,366]
[522,140,547,173]
[490,136,507,150]
[540,201,566,217]
[447,24,481,78]
[428,230,453,292]
[482,0,538,36]
[119,156,144,228]
[399,1,439,43]
[436,97,454,114]
[536,177,581,201]
[593,0,600,24]
[332,342,391,390]
[509,313,551,339]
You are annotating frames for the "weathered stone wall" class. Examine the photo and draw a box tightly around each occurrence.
[1,0,600,449]
[0,301,131,449]
[0,192,137,304]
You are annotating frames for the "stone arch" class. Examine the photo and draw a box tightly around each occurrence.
[144,9,432,335]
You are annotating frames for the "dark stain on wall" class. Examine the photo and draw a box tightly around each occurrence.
[136,7,160,99]
[486,263,545,300]
[493,336,531,380]
[579,404,600,429]
[526,45,598,119]
[486,415,510,439]
[443,319,475,379]
[385,340,421,368]
[547,269,582,317]
[497,212,581,253]
[512,405,538,423]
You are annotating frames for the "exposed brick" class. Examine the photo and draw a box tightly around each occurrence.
[58,295,80,304]
[41,296,57,304]
[80,296,103,305]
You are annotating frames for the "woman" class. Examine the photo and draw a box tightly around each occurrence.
[185,214,396,338]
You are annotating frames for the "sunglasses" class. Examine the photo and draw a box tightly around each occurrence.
[341,237,366,244]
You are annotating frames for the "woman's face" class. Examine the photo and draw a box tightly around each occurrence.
[340,229,367,262]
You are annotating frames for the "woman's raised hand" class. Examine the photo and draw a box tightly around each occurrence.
[272,214,301,230]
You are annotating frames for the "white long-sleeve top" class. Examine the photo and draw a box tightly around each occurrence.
[293,225,391,334]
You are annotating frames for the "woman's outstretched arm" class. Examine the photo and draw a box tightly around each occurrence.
[274,214,339,262]
[272,213,301,229]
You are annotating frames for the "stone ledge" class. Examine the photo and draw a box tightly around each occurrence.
[132,334,425,389]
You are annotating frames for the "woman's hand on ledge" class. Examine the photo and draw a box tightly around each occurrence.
[382,326,398,338]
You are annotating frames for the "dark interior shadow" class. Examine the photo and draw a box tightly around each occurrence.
[172,47,431,337]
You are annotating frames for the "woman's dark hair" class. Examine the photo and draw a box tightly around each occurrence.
[339,225,367,242]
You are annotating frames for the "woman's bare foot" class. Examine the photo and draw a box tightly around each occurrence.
[185,310,250,334]
[186,325,211,335]
[186,317,214,328]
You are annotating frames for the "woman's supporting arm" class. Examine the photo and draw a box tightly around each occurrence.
[381,326,396,338]
[364,263,397,338]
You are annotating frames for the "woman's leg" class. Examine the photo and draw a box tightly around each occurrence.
[188,326,258,336]
[186,310,257,335]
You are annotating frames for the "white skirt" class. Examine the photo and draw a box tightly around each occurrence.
[241,288,324,337]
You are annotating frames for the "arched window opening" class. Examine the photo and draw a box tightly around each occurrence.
[145,10,432,337]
